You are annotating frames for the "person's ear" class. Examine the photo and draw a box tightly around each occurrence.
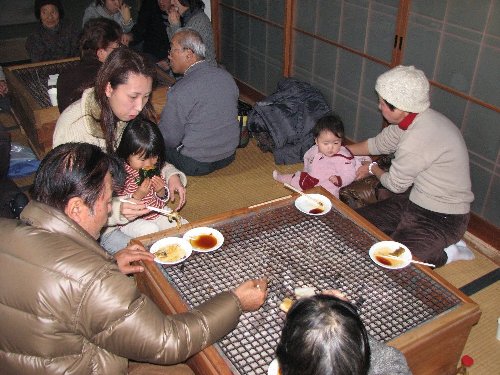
[105,82,113,98]
[64,197,85,223]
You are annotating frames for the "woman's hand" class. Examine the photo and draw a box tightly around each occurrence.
[167,174,186,211]
[356,163,370,180]
[151,175,166,197]
[120,3,132,24]
[168,6,181,26]
[120,199,149,220]
[114,243,154,274]
[121,33,133,46]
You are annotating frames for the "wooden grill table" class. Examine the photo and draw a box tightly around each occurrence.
[4,58,173,158]
[133,189,480,375]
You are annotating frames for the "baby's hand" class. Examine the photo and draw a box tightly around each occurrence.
[329,175,341,187]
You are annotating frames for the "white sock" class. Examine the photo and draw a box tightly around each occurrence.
[444,241,475,264]
[272,170,280,181]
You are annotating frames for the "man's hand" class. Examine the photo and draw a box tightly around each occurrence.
[114,243,154,274]
[120,199,149,220]
[321,289,349,301]
[167,174,186,211]
[233,279,267,311]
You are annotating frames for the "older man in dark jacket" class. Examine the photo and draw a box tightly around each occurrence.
[0,143,266,374]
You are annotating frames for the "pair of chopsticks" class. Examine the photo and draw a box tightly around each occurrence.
[378,254,436,268]
[283,183,324,207]
[119,197,174,216]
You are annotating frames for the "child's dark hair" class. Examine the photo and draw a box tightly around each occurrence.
[312,114,345,140]
[116,117,166,169]
[276,294,371,375]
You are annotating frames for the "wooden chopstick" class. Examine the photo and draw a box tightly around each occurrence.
[378,254,436,268]
[248,195,292,209]
[119,197,175,216]
[283,183,324,206]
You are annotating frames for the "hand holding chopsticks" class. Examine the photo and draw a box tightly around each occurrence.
[283,183,324,207]
[119,198,183,228]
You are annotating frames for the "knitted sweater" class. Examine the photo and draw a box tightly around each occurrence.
[53,87,187,226]
[368,108,473,214]
[159,61,239,162]
[167,9,216,66]
[82,4,134,33]
[368,337,412,375]
[25,20,79,62]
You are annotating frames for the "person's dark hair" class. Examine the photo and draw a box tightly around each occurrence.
[276,294,371,375]
[94,47,158,154]
[31,143,125,213]
[383,99,396,111]
[116,116,166,170]
[80,17,122,60]
[34,0,64,20]
[312,113,345,140]
[178,0,205,12]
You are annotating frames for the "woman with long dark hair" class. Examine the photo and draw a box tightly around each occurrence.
[54,47,186,253]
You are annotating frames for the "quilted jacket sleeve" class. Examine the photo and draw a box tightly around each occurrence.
[80,267,241,364]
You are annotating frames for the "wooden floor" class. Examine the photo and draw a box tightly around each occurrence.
[2,110,499,375]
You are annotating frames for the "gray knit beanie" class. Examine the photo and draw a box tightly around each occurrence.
[375,65,430,113]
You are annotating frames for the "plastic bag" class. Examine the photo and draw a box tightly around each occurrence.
[8,143,40,178]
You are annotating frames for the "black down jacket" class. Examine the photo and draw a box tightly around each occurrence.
[247,78,331,164]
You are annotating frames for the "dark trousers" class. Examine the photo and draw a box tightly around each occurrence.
[165,147,235,176]
[356,190,469,267]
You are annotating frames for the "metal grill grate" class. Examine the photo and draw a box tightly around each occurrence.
[13,61,171,108]
[156,203,461,375]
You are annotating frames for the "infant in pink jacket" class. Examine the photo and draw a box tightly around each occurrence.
[273,114,369,198]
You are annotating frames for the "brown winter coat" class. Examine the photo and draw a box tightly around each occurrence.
[0,201,241,374]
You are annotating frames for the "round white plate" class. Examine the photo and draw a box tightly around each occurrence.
[150,237,192,265]
[183,227,224,253]
[294,193,332,215]
[369,241,412,269]
[268,358,280,375]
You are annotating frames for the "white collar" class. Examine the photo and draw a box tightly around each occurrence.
[184,59,205,75]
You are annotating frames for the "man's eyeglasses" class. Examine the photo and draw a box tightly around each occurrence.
[168,47,190,55]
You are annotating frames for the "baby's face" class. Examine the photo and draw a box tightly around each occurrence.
[315,130,342,157]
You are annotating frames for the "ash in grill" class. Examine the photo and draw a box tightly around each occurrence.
[155,204,461,375]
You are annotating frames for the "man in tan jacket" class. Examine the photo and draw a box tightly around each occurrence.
[0,142,267,375]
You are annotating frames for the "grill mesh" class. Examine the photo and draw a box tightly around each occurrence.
[13,61,170,108]
[155,203,461,375]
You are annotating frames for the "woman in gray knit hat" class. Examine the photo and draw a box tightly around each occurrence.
[348,65,474,267]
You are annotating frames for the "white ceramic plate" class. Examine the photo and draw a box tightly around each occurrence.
[150,237,192,265]
[268,358,280,375]
[369,241,412,269]
[294,193,332,215]
[183,227,224,253]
